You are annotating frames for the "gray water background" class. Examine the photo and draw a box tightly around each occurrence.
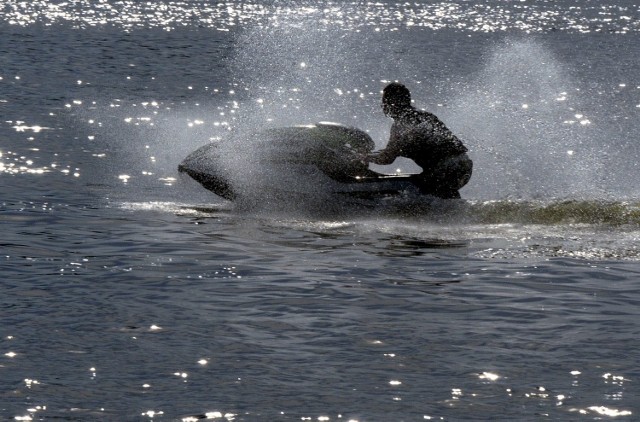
[1,1,640,420]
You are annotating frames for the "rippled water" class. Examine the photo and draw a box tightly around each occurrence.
[2,0,639,33]
[1,1,640,420]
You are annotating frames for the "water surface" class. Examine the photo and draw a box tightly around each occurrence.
[1,1,639,420]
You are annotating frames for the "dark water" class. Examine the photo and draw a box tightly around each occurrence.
[1,1,640,420]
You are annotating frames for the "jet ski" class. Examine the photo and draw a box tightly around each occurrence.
[178,122,428,201]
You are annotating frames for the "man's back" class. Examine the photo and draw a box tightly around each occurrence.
[388,108,467,171]
[370,81,473,198]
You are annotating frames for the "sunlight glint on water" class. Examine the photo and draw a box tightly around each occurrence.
[1,1,639,421]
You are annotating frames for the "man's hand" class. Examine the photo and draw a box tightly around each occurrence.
[354,152,369,163]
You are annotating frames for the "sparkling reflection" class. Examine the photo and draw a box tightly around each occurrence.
[603,372,628,384]
[1,1,639,421]
[478,371,500,381]
[24,378,40,388]
[570,406,633,417]
[173,371,188,380]
[0,149,82,176]
[0,1,637,33]
[11,123,50,133]
[182,412,237,421]
[142,410,164,418]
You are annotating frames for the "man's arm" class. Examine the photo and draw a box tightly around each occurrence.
[366,122,403,165]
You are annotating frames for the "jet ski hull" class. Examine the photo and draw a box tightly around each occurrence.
[178,123,428,201]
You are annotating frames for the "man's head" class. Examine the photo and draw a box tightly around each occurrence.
[382,82,412,118]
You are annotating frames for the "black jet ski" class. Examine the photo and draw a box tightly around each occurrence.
[178,122,426,201]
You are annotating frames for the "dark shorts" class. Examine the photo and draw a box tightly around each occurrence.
[413,153,473,199]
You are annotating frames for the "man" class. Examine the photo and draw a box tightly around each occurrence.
[368,82,472,199]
